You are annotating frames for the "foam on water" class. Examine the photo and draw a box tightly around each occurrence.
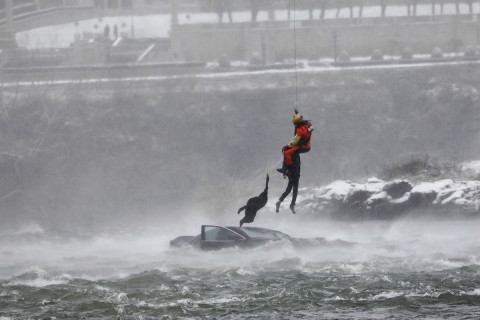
[4,267,73,288]
[465,289,480,296]
[2,214,480,281]
[1,214,479,318]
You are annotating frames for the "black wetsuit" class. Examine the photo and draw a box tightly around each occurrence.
[279,153,301,206]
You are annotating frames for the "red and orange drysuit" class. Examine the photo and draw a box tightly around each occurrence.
[283,121,313,166]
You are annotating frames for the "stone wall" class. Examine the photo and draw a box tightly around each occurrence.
[170,15,480,62]
[0,31,17,49]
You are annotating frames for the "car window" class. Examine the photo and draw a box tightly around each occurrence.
[204,226,243,241]
[241,228,290,240]
[274,231,291,240]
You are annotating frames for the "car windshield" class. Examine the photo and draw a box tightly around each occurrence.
[204,226,244,241]
[241,228,290,240]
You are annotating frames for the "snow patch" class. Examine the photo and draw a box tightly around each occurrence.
[392,192,411,204]
[321,180,357,200]
[365,177,386,192]
[461,160,480,174]
[411,180,453,194]
[300,176,480,217]
[366,191,391,205]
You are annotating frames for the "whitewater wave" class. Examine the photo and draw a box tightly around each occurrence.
[4,267,72,288]
[367,291,405,301]
[465,289,480,296]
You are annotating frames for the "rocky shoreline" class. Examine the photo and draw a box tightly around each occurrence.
[297,176,480,219]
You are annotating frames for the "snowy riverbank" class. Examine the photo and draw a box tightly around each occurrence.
[294,162,480,219]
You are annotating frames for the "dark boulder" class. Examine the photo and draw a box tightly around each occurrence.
[382,180,413,199]
[401,47,413,60]
[344,188,373,211]
[249,52,263,65]
[371,49,384,61]
[338,50,351,62]
[218,55,231,68]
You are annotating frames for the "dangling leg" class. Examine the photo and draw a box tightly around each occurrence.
[289,153,301,214]
[237,206,246,214]
[277,182,294,212]
[278,151,301,213]
[275,200,281,213]
[289,181,299,214]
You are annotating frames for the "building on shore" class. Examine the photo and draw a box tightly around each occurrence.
[0,0,479,69]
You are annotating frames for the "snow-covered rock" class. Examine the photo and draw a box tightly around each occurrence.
[296,177,480,218]
[461,161,480,175]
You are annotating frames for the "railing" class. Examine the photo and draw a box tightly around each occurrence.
[12,3,36,17]
[1,0,479,32]
[173,13,479,33]
[12,5,94,22]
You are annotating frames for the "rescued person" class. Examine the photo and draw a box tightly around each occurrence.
[276,153,301,214]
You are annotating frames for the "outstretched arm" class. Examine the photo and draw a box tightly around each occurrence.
[287,135,301,148]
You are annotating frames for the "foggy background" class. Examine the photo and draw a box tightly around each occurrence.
[0,0,479,232]
[1,2,480,319]
[0,63,479,231]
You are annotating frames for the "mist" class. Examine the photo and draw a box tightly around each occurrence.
[1,1,480,318]
[2,213,479,281]
[1,63,479,232]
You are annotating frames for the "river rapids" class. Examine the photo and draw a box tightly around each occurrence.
[1,215,479,319]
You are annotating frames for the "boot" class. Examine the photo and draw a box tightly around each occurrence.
[276,163,291,176]
[275,201,281,213]
[290,204,296,214]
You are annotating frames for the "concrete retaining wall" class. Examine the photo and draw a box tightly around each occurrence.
[170,14,480,62]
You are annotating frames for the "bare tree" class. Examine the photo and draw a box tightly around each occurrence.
[294,0,320,20]
[431,0,449,16]
[307,0,314,19]
[200,0,228,23]
[320,0,328,19]
[466,0,474,14]
[220,0,233,23]
[440,0,446,14]
[407,0,418,16]
[380,0,387,17]
[347,0,354,18]
[336,0,354,18]
[359,0,364,18]
[250,0,259,22]
[250,0,268,22]
[287,0,293,20]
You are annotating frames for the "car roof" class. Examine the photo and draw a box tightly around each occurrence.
[225,226,290,236]
[226,226,276,231]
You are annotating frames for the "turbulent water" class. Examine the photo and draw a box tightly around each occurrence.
[1,214,480,319]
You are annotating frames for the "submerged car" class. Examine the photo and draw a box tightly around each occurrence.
[170,225,354,250]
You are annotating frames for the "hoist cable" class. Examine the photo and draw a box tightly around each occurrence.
[292,0,298,108]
